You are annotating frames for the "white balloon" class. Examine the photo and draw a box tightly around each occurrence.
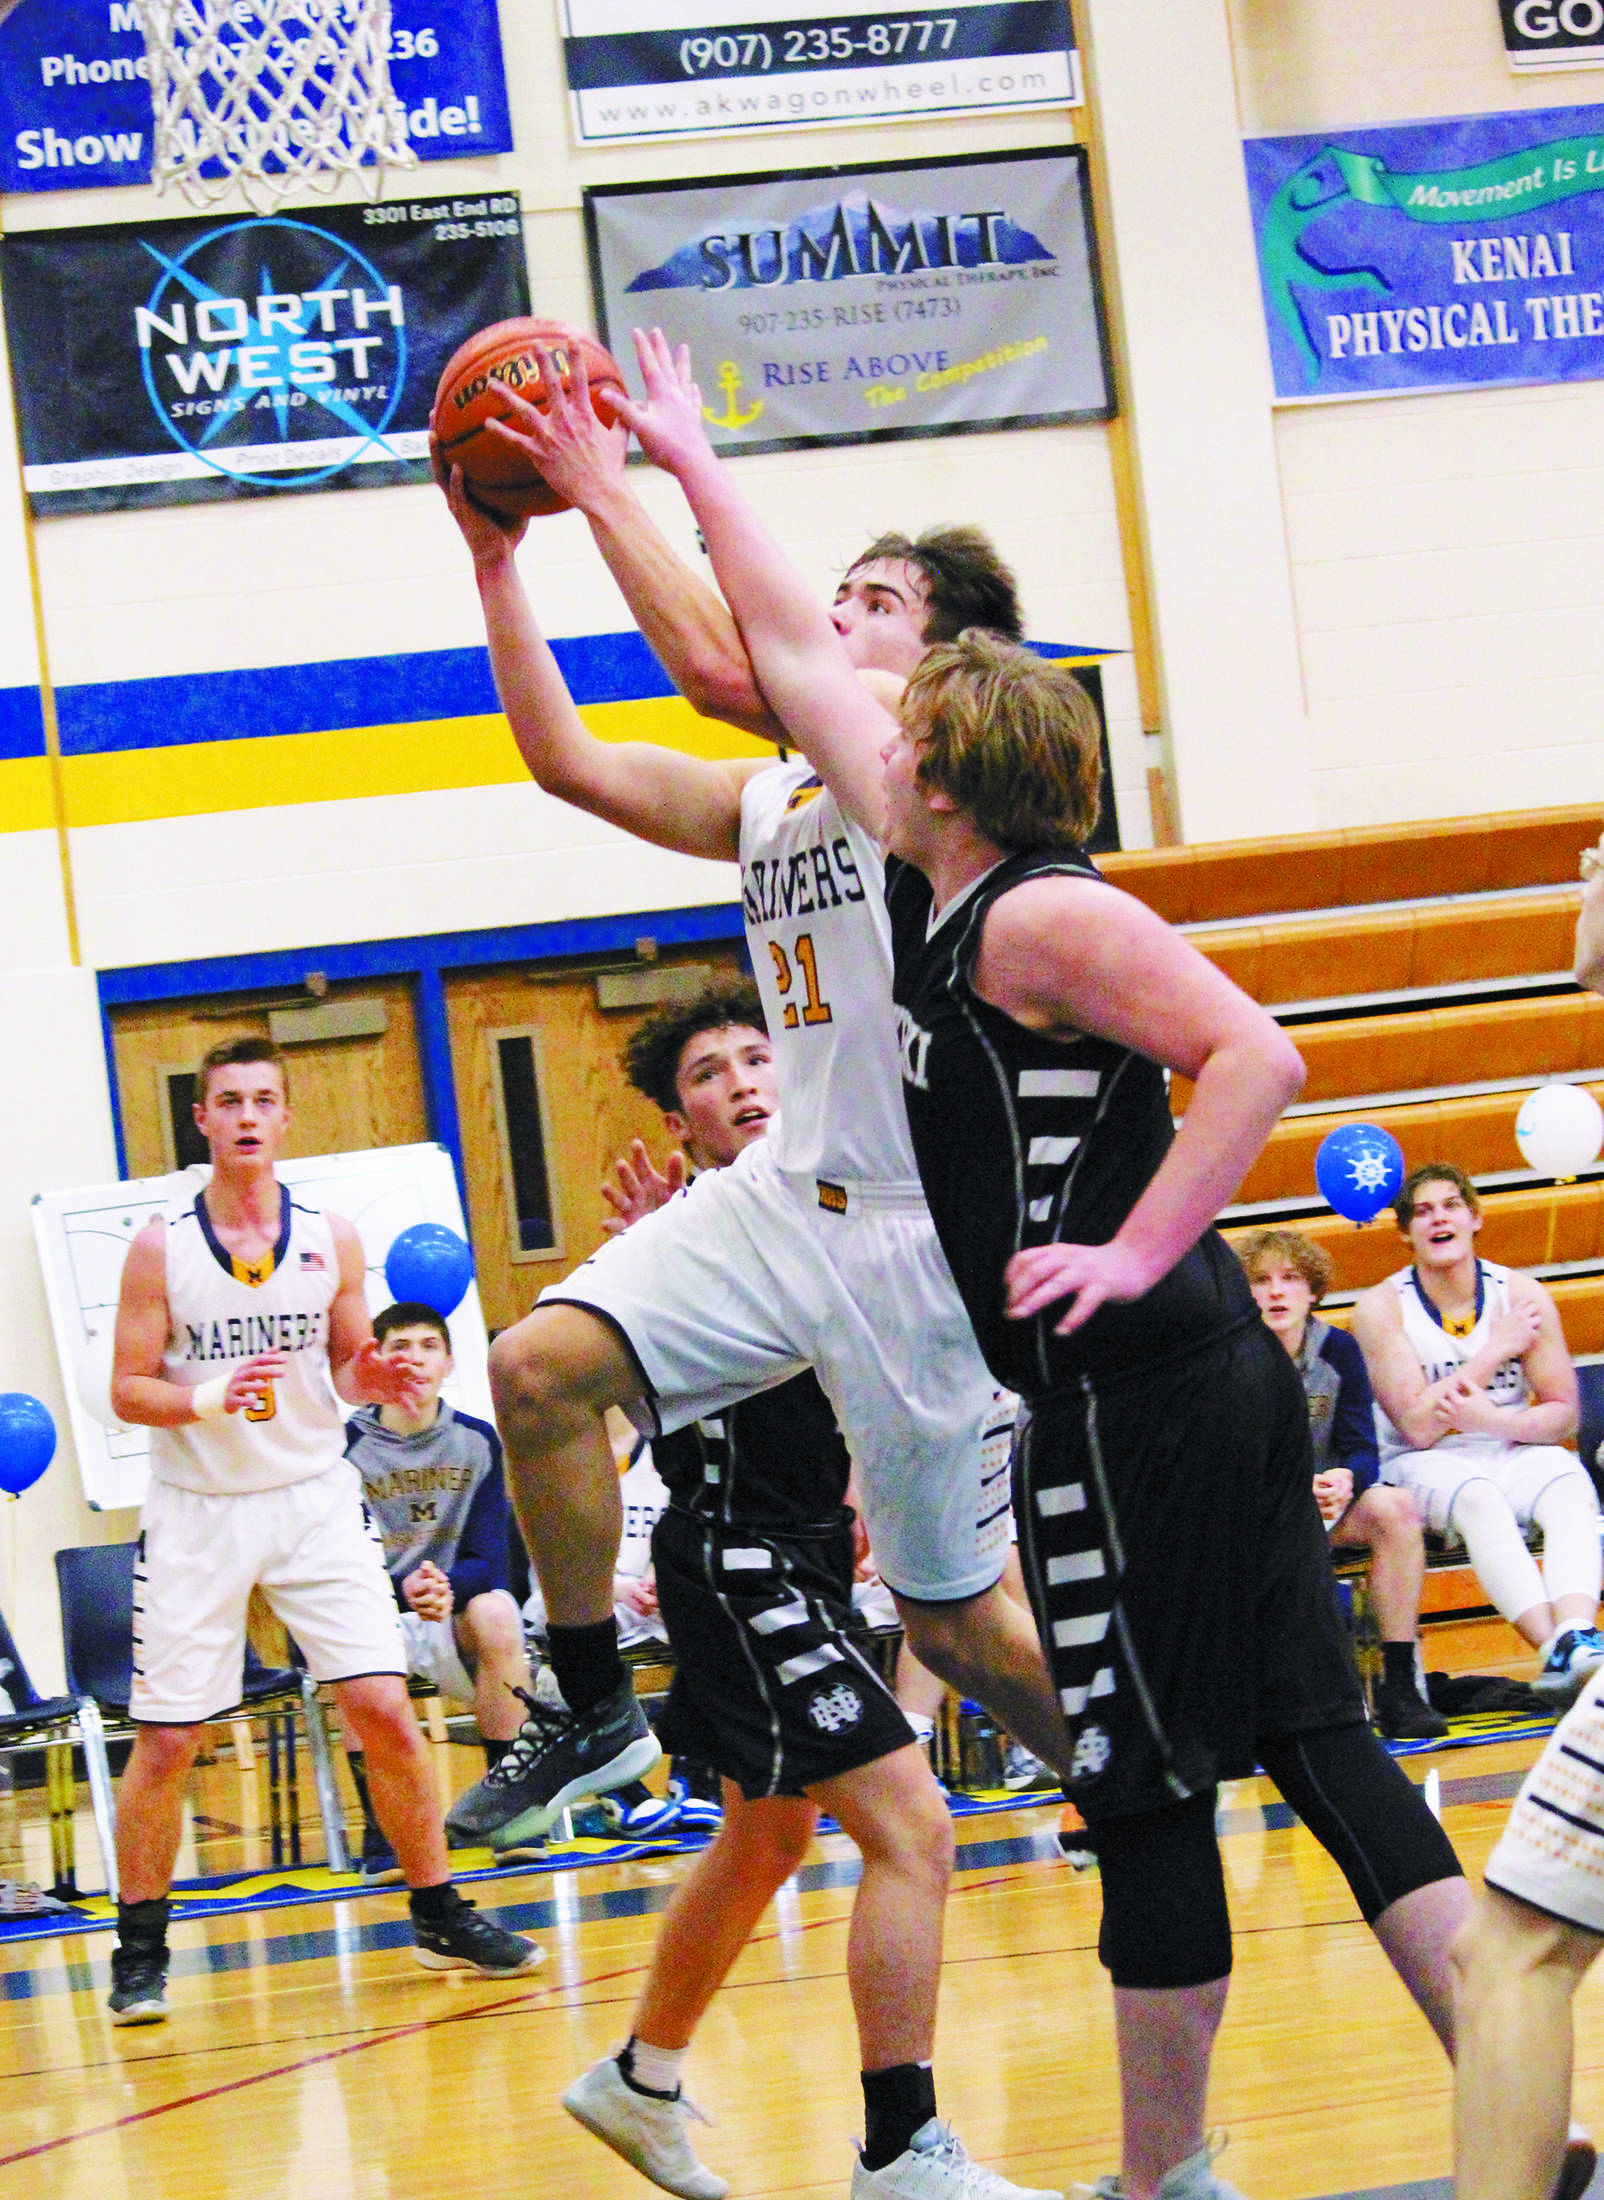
[1515,1082,1604,1177]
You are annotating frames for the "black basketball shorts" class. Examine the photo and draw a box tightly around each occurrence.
[651,1505,915,1800]
[1014,1318,1366,1823]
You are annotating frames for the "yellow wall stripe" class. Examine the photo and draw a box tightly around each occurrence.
[54,698,776,832]
[0,755,59,833]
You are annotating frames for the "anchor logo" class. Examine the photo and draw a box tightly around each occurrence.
[702,360,765,432]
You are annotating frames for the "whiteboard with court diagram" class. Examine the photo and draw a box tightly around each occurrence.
[31,1143,492,1513]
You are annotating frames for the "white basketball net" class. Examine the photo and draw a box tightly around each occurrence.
[133,1,416,212]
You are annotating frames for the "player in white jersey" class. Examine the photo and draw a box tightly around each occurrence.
[437,349,1078,1857]
[1352,1161,1602,1698]
[104,1036,541,2026]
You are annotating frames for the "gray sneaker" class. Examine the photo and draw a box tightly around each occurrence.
[483,1678,661,1850]
[563,2053,728,2200]
[1073,2134,1245,2200]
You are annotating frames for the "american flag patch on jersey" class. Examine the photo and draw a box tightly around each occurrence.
[299,1250,326,1270]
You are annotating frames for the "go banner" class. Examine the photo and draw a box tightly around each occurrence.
[585,146,1113,459]
[1246,103,1604,401]
[0,0,513,194]
[1,194,529,514]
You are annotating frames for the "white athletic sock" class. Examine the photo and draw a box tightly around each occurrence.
[624,2036,685,2096]
[1535,1474,1604,1612]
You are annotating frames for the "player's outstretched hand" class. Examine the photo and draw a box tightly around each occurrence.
[434,442,528,565]
[605,327,711,478]
[482,345,629,513]
[1004,1240,1153,1336]
[601,1140,688,1235]
[352,1338,430,1411]
[225,1351,289,1414]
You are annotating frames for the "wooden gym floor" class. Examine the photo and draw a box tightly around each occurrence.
[2,1620,1601,2200]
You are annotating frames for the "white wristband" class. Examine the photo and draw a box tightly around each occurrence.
[190,1376,230,1421]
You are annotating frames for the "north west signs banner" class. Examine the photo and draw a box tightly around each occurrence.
[1246,104,1604,402]
[584,147,1112,460]
[1,195,530,514]
[0,0,513,194]
[561,0,1079,146]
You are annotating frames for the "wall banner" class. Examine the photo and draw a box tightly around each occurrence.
[1246,103,1604,402]
[584,146,1112,459]
[0,0,513,195]
[1501,0,1604,73]
[2,194,529,515]
[560,0,1079,145]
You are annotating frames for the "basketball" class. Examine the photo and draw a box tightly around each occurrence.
[431,318,628,519]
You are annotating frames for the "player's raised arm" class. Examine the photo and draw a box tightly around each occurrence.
[484,356,786,741]
[985,876,1307,1334]
[613,329,895,834]
[439,457,761,862]
[326,1216,430,1411]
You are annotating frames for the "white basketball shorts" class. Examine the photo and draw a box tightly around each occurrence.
[400,1611,476,1703]
[132,1464,405,1724]
[1384,1439,1593,1541]
[1486,1668,1604,1934]
[540,1137,1007,1604]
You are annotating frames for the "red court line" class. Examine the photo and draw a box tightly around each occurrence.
[0,1865,1037,2170]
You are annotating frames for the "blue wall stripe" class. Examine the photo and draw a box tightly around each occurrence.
[0,684,45,762]
[52,637,1114,759]
[54,633,679,758]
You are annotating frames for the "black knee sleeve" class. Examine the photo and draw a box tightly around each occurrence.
[1258,1722,1463,1925]
[1092,1788,1233,1990]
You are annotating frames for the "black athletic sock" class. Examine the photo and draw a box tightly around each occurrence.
[484,1737,513,1771]
[1381,1641,1421,1694]
[116,1895,171,1954]
[860,2062,938,2170]
[347,1751,383,1835]
[408,1881,457,1923]
[546,1619,626,1720]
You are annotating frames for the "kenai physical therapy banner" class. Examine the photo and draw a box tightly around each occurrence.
[585,147,1112,459]
[1247,105,1604,402]
[561,0,1078,145]
[1,195,529,515]
[0,0,513,194]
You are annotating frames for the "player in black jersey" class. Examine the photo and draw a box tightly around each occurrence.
[561,984,1057,2200]
[608,336,1496,2200]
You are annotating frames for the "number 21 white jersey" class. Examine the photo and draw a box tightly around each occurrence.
[740,759,918,1185]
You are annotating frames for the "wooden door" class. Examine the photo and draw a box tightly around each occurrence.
[111,977,429,1180]
[446,951,746,1332]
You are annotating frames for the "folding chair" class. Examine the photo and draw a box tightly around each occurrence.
[54,1543,351,1874]
[0,1600,118,1901]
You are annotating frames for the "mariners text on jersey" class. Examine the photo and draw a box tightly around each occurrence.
[181,1310,326,1362]
[741,831,867,929]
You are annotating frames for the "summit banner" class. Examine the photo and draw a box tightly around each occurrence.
[584,148,1112,459]
[1247,104,1604,401]
[560,0,1079,145]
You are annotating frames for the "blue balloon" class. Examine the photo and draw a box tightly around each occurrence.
[1315,1123,1406,1224]
[0,1393,56,1496]
[384,1223,475,1317]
